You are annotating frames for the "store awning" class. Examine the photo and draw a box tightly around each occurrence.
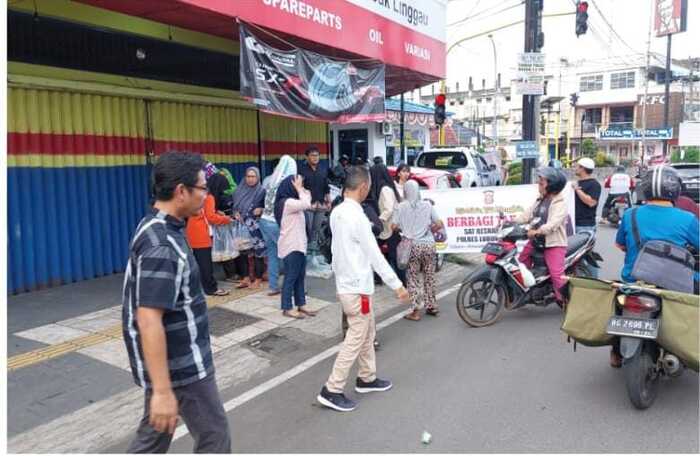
[76,0,446,96]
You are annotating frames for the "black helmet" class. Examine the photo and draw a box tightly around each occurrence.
[616,165,626,173]
[638,165,682,201]
[536,167,567,194]
[340,154,350,164]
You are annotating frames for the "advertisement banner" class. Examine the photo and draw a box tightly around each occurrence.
[654,0,688,37]
[422,184,576,254]
[239,23,386,123]
[515,52,546,95]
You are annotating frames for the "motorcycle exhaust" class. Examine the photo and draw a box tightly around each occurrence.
[662,353,683,377]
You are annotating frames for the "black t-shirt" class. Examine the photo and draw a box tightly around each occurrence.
[575,178,602,226]
[299,162,330,204]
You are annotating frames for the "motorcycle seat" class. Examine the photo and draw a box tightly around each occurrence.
[566,233,591,256]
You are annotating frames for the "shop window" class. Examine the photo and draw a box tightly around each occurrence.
[338,129,368,164]
[610,71,635,89]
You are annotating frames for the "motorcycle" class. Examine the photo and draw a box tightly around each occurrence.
[606,193,631,226]
[456,215,602,327]
[607,282,687,410]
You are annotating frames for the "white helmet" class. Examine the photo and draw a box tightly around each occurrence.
[578,157,595,171]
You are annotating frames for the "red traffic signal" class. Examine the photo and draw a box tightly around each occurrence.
[435,93,446,106]
[577,1,588,13]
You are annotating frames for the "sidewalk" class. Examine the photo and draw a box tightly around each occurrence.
[7,259,476,453]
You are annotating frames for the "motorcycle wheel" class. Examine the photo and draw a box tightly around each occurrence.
[456,269,507,328]
[623,346,660,410]
[608,211,619,225]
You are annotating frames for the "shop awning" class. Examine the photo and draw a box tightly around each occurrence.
[76,0,446,97]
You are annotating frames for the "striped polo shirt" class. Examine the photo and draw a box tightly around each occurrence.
[122,209,214,389]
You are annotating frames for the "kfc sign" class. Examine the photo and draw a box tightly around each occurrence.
[654,0,688,37]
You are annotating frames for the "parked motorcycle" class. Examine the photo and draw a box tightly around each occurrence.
[607,282,687,410]
[456,215,602,327]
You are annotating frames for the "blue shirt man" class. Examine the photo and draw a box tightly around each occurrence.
[616,203,699,283]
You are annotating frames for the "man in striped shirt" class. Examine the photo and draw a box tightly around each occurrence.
[122,152,231,453]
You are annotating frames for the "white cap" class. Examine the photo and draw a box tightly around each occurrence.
[578,157,595,170]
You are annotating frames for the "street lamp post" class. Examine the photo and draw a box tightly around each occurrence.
[488,34,498,152]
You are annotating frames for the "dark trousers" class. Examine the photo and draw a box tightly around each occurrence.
[193,247,217,295]
[602,192,632,217]
[383,233,407,286]
[281,251,306,310]
[221,259,239,279]
[127,375,231,453]
[235,254,265,280]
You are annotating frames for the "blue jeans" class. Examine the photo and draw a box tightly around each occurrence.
[281,251,306,311]
[575,225,599,279]
[258,218,280,292]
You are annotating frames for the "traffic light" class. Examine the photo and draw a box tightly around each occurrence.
[575,1,588,37]
[434,93,446,126]
[569,92,579,106]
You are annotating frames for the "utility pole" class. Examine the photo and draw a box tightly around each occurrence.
[639,2,653,167]
[521,0,543,184]
[400,93,406,162]
[662,34,672,157]
[488,34,498,153]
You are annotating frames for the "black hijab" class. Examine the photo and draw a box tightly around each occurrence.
[207,173,231,212]
[274,175,299,225]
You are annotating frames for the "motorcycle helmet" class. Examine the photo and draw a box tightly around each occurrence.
[615,165,625,173]
[536,167,567,194]
[638,165,682,202]
[577,157,595,171]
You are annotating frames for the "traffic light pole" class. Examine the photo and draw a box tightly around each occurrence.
[521,0,541,184]
[662,33,672,157]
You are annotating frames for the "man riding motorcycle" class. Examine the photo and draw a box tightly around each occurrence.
[516,167,570,305]
[611,165,700,367]
[602,165,634,220]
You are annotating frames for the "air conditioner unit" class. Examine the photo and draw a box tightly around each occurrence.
[380,122,392,136]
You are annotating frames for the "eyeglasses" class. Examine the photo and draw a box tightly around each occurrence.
[188,184,208,193]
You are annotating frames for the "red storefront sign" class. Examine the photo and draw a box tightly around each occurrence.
[181,0,446,79]
[654,0,688,37]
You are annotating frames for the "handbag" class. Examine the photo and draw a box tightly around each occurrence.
[212,224,239,262]
[630,208,695,293]
[396,237,413,270]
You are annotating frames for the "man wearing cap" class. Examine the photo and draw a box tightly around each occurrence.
[572,157,602,278]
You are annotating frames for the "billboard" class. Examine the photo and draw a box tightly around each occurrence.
[239,23,386,123]
[654,0,688,37]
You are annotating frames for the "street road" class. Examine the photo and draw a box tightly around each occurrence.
[160,222,698,453]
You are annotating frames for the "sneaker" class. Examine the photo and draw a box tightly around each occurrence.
[355,377,393,394]
[317,386,357,412]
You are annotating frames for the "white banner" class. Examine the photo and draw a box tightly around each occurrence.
[422,183,576,254]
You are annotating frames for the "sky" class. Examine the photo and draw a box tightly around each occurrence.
[429,0,700,95]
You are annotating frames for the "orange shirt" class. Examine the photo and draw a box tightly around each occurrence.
[186,194,232,249]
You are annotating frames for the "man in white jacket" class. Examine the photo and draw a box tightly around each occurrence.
[317,166,409,412]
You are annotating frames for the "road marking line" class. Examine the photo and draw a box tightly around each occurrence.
[172,282,463,441]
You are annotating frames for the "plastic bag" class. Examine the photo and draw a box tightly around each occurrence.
[397,237,413,270]
[212,224,239,262]
[232,221,255,252]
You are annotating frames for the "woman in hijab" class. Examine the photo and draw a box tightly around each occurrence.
[393,180,444,321]
[259,156,297,296]
[371,164,406,285]
[232,166,267,289]
[275,175,317,319]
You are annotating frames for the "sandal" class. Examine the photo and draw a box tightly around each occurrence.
[403,310,421,321]
[298,307,317,317]
[282,310,305,319]
[425,308,440,316]
[211,289,230,297]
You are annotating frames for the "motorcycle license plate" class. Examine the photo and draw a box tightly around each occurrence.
[606,316,659,339]
[481,242,504,255]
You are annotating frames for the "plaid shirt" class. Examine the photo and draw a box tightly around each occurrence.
[122,209,214,389]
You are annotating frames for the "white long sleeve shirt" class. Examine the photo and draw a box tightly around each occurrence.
[330,199,403,295]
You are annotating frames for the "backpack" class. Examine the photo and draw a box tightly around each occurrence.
[630,208,696,294]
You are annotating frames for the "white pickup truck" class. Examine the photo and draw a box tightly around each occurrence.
[415,148,502,188]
